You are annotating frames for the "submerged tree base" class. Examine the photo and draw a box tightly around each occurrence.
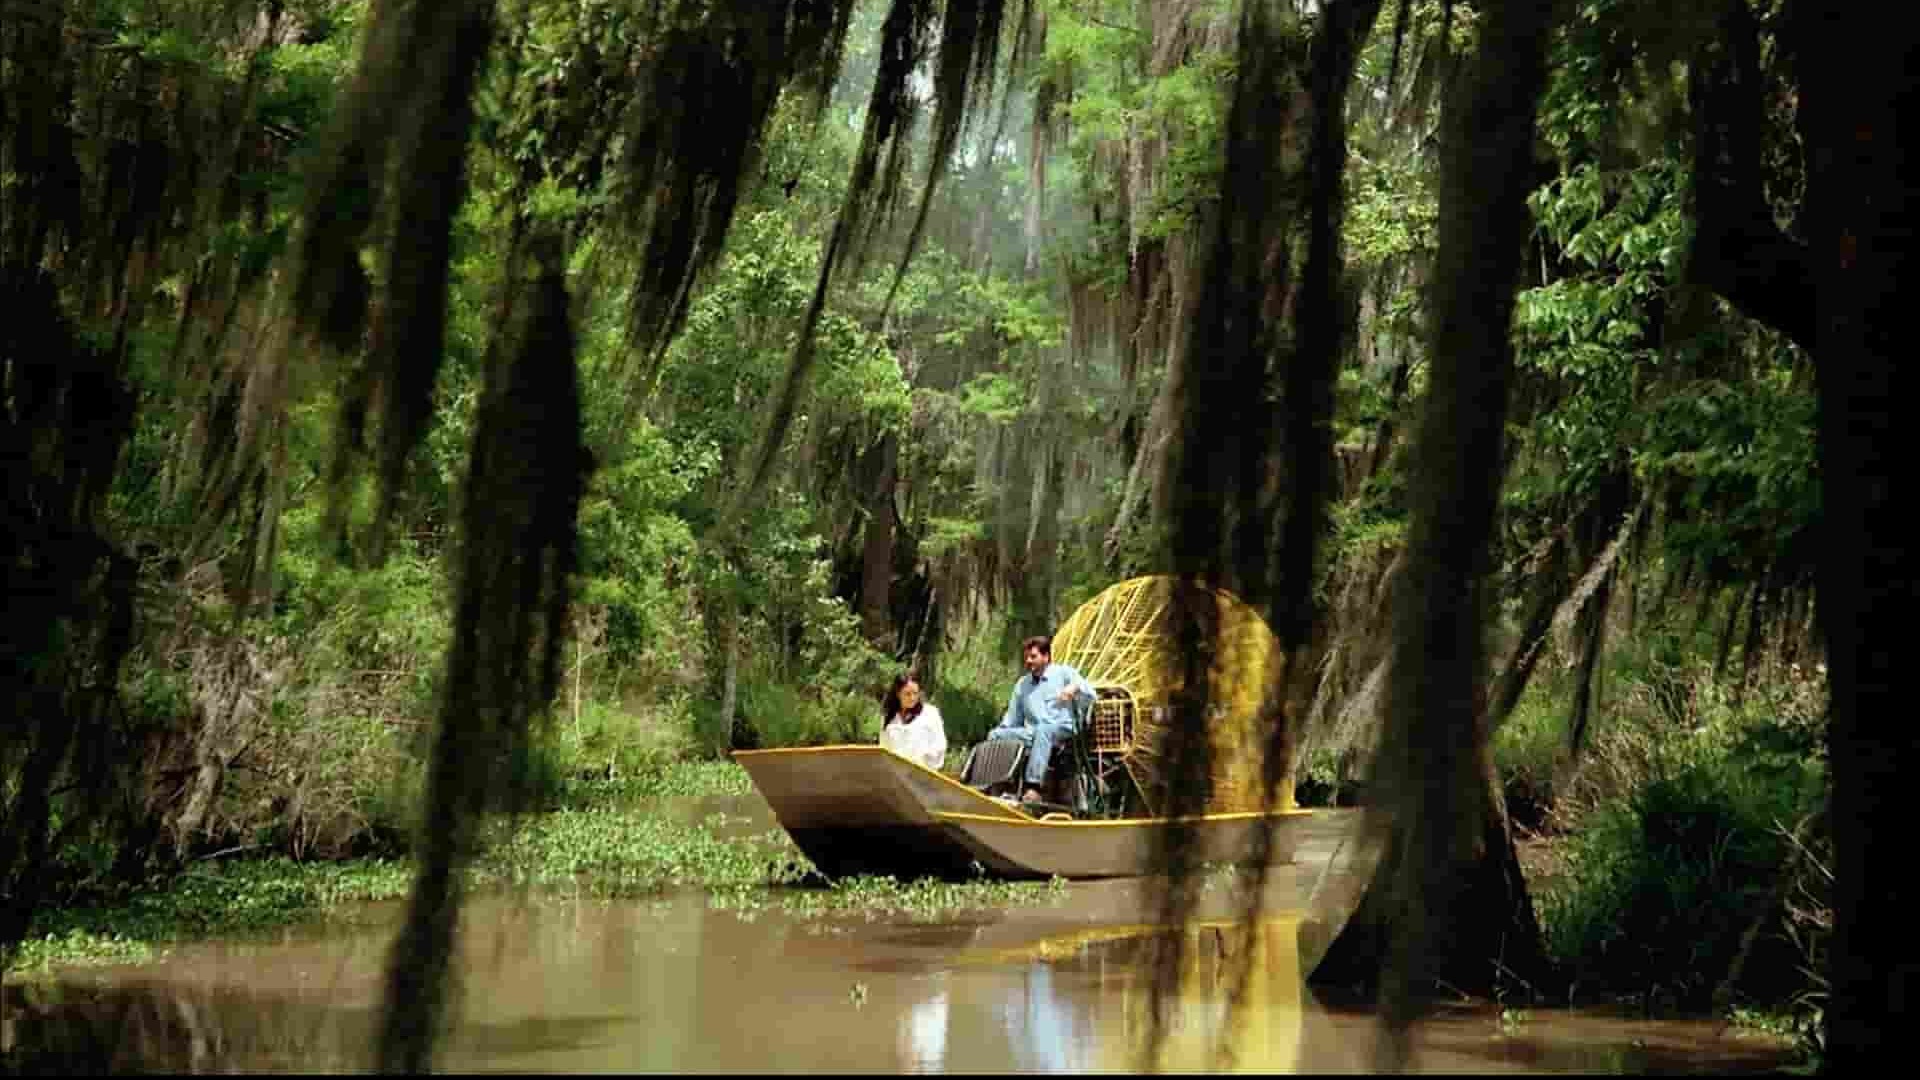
[1312,800,1555,1004]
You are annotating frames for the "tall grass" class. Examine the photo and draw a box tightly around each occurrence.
[1501,617,1829,1017]
[1540,735,1822,1011]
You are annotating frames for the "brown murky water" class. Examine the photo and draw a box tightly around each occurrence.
[3,798,1795,1074]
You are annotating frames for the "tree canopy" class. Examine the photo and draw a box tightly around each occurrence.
[5,0,1912,1071]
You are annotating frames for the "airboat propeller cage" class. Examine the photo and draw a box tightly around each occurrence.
[1048,575,1294,816]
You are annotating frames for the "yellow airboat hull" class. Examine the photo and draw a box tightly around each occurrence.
[733,745,1352,882]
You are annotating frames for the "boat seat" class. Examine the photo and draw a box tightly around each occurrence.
[959,739,1027,796]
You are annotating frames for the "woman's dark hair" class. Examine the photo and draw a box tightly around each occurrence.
[882,671,922,722]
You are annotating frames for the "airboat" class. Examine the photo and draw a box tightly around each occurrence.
[734,575,1365,882]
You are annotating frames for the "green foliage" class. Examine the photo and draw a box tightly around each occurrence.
[1329,480,1408,562]
[1635,366,1818,578]
[560,760,756,805]
[1493,692,1567,825]
[1293,746,1361,808]
[661,208,908,478]
[1507,25,1818,596]
[1537,703,1825,1011]
[736,674,874,749]
[551,698,700,783]
[920,515,987,558]
[711,872,1070,921]
[1347,153,1437,267]
[1514,159,1684,500]
[572,416,704,671]
[1042,0,1235,246]
[479,805,811,895]
[959,370,1027,423]
[13,858,414,975]
[930,612,1018,748]
[276,507,451,703]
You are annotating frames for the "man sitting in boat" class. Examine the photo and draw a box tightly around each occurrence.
[879,671,947,770]
[987,636,1095,804]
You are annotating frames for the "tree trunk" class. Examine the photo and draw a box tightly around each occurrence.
[172,757,226,855]
[0,720,79,965]
[1104,377,1172,570]
[1314,742,1551,1000]
[719,622,740,751]
[1792,4,1920,1067]
[858,430,899,646]
[1352,0,1558,1061]
[1488,534,1568,732]
[1023,439,1067,625]
[1365,351,1412,481]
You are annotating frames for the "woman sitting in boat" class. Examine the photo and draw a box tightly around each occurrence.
[879,672,947,770]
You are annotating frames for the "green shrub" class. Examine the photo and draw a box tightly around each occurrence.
[559,759,754,805]
[823,689,884,744]
[1492,692,1569,831]
[931,680,1004,749]
[735,675,875,748]
[552,697,699,780]
[933,615,1015,748]
[1540,719,1824,1011]
[266,712,426,858]
[1294,746,1367,807]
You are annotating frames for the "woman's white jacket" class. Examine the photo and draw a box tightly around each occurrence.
[880,703,947,770]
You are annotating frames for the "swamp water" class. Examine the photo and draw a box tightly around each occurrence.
[3,798,1795,1073]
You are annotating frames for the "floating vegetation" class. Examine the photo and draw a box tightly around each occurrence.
[10,776,1073,975]
[710,872,1070,923]
[559,761,758,804]
[10,859,416,976]
[474,804,811,894]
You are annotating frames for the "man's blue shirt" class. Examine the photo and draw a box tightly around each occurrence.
[997,663,1095,732]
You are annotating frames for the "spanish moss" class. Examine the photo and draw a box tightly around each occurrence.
[735,0,1018,524]
[376,226,585,1072]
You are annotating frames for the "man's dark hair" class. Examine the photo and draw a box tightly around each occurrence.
[1021,635,1052,657]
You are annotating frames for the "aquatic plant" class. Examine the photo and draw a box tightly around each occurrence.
[710,871,1069,922]
[10,859,415,976]
[10,784,1074,975]
[475,805,811,894]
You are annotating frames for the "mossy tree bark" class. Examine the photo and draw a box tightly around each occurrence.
[1319,0,1560,1061]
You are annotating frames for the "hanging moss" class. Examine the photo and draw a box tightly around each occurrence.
[377,226,586,1072]
[736,0,1020,521]
[1145,0,1383,1066]
[882,0,1015,311]
[2,0,300,971]
[0,265,140,969]
[617,0,860,363]
[277,0,499,561]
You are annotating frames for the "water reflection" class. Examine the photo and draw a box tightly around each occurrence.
[2,888,1794,1074]
[963,915,1308,1073]
[1006,962,1081,1072]
[897,975,947,1072]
